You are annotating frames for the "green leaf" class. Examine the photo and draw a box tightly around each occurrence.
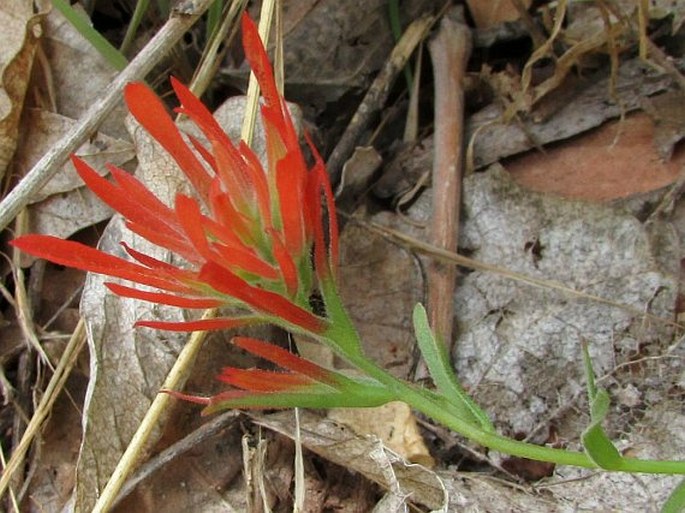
[661,478,685,513]
[581,343,622,469]
[412,304,493,431]
[202,380,395,415]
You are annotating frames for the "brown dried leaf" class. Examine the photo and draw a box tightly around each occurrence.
[328,402,434,467]
[0,2,46,179]
[240,0,434,107]
[507,112,684,201]
[642,90,685,161]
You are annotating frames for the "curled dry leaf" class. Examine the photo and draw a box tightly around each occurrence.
[251,410,448,512]
[0,2,46,179]
[328,401,434,467]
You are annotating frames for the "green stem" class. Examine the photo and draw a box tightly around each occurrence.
[322,308,685,475]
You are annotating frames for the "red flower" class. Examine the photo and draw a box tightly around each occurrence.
[168,337,394,414]
[11,13,338,335]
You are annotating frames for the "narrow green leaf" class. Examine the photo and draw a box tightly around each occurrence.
[52,0,128,71]
[581,343,623,469]
[661,478,685,513]
[412,303,493,431]
[202,381,395,415]
[206,0,224,42]
[120,0,152,55]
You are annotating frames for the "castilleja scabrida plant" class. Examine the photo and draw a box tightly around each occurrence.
[11,13,685,481]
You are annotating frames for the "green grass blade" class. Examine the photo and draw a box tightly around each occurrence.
[581,343,622,469]
[120,0,152,55]
[52,0,128,71]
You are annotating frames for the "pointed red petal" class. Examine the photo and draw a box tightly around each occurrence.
[241,13,280,111]
[73,158,197,261]
[171,76,234,149]
[163,389,211,404]
[232,337,337,385]
[307,142,339,280]
[11,236,187,292]
[105,283,222,308]
[217,368,312,391]
[124,82,212,199]
[135,317,259,332]
[268,229,299,297]
[275,152,307,256]
[238,141,272,226]
[187,134,218,173]
[199,263,325,332]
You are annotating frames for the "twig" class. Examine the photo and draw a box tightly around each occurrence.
[424,9,471,367]
[0,0,216,233]
[326,15,434,184]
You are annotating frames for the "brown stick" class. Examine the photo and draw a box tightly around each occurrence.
[424,9,471,369]
[0,0,216,232]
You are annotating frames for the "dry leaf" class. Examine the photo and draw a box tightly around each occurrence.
[238,0,434,107]
[642,90,685,161]
[328,401,434,467]
[251,410,448,512]
[338,220,424,378]
[0,2,46,179]
[10,108,135,243]
[15,109,135,202]
[40,7,127,139]
[506,112,684,201]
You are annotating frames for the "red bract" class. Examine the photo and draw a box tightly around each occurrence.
[11,13,338,335]
[166,337,395,414]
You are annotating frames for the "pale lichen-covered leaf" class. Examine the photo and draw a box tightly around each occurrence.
[0,1,46,180]
[41,7,127,139]
[450,166,679,439]
[365,165,683,509]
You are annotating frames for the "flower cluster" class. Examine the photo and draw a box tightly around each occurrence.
[12,14,338,338]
